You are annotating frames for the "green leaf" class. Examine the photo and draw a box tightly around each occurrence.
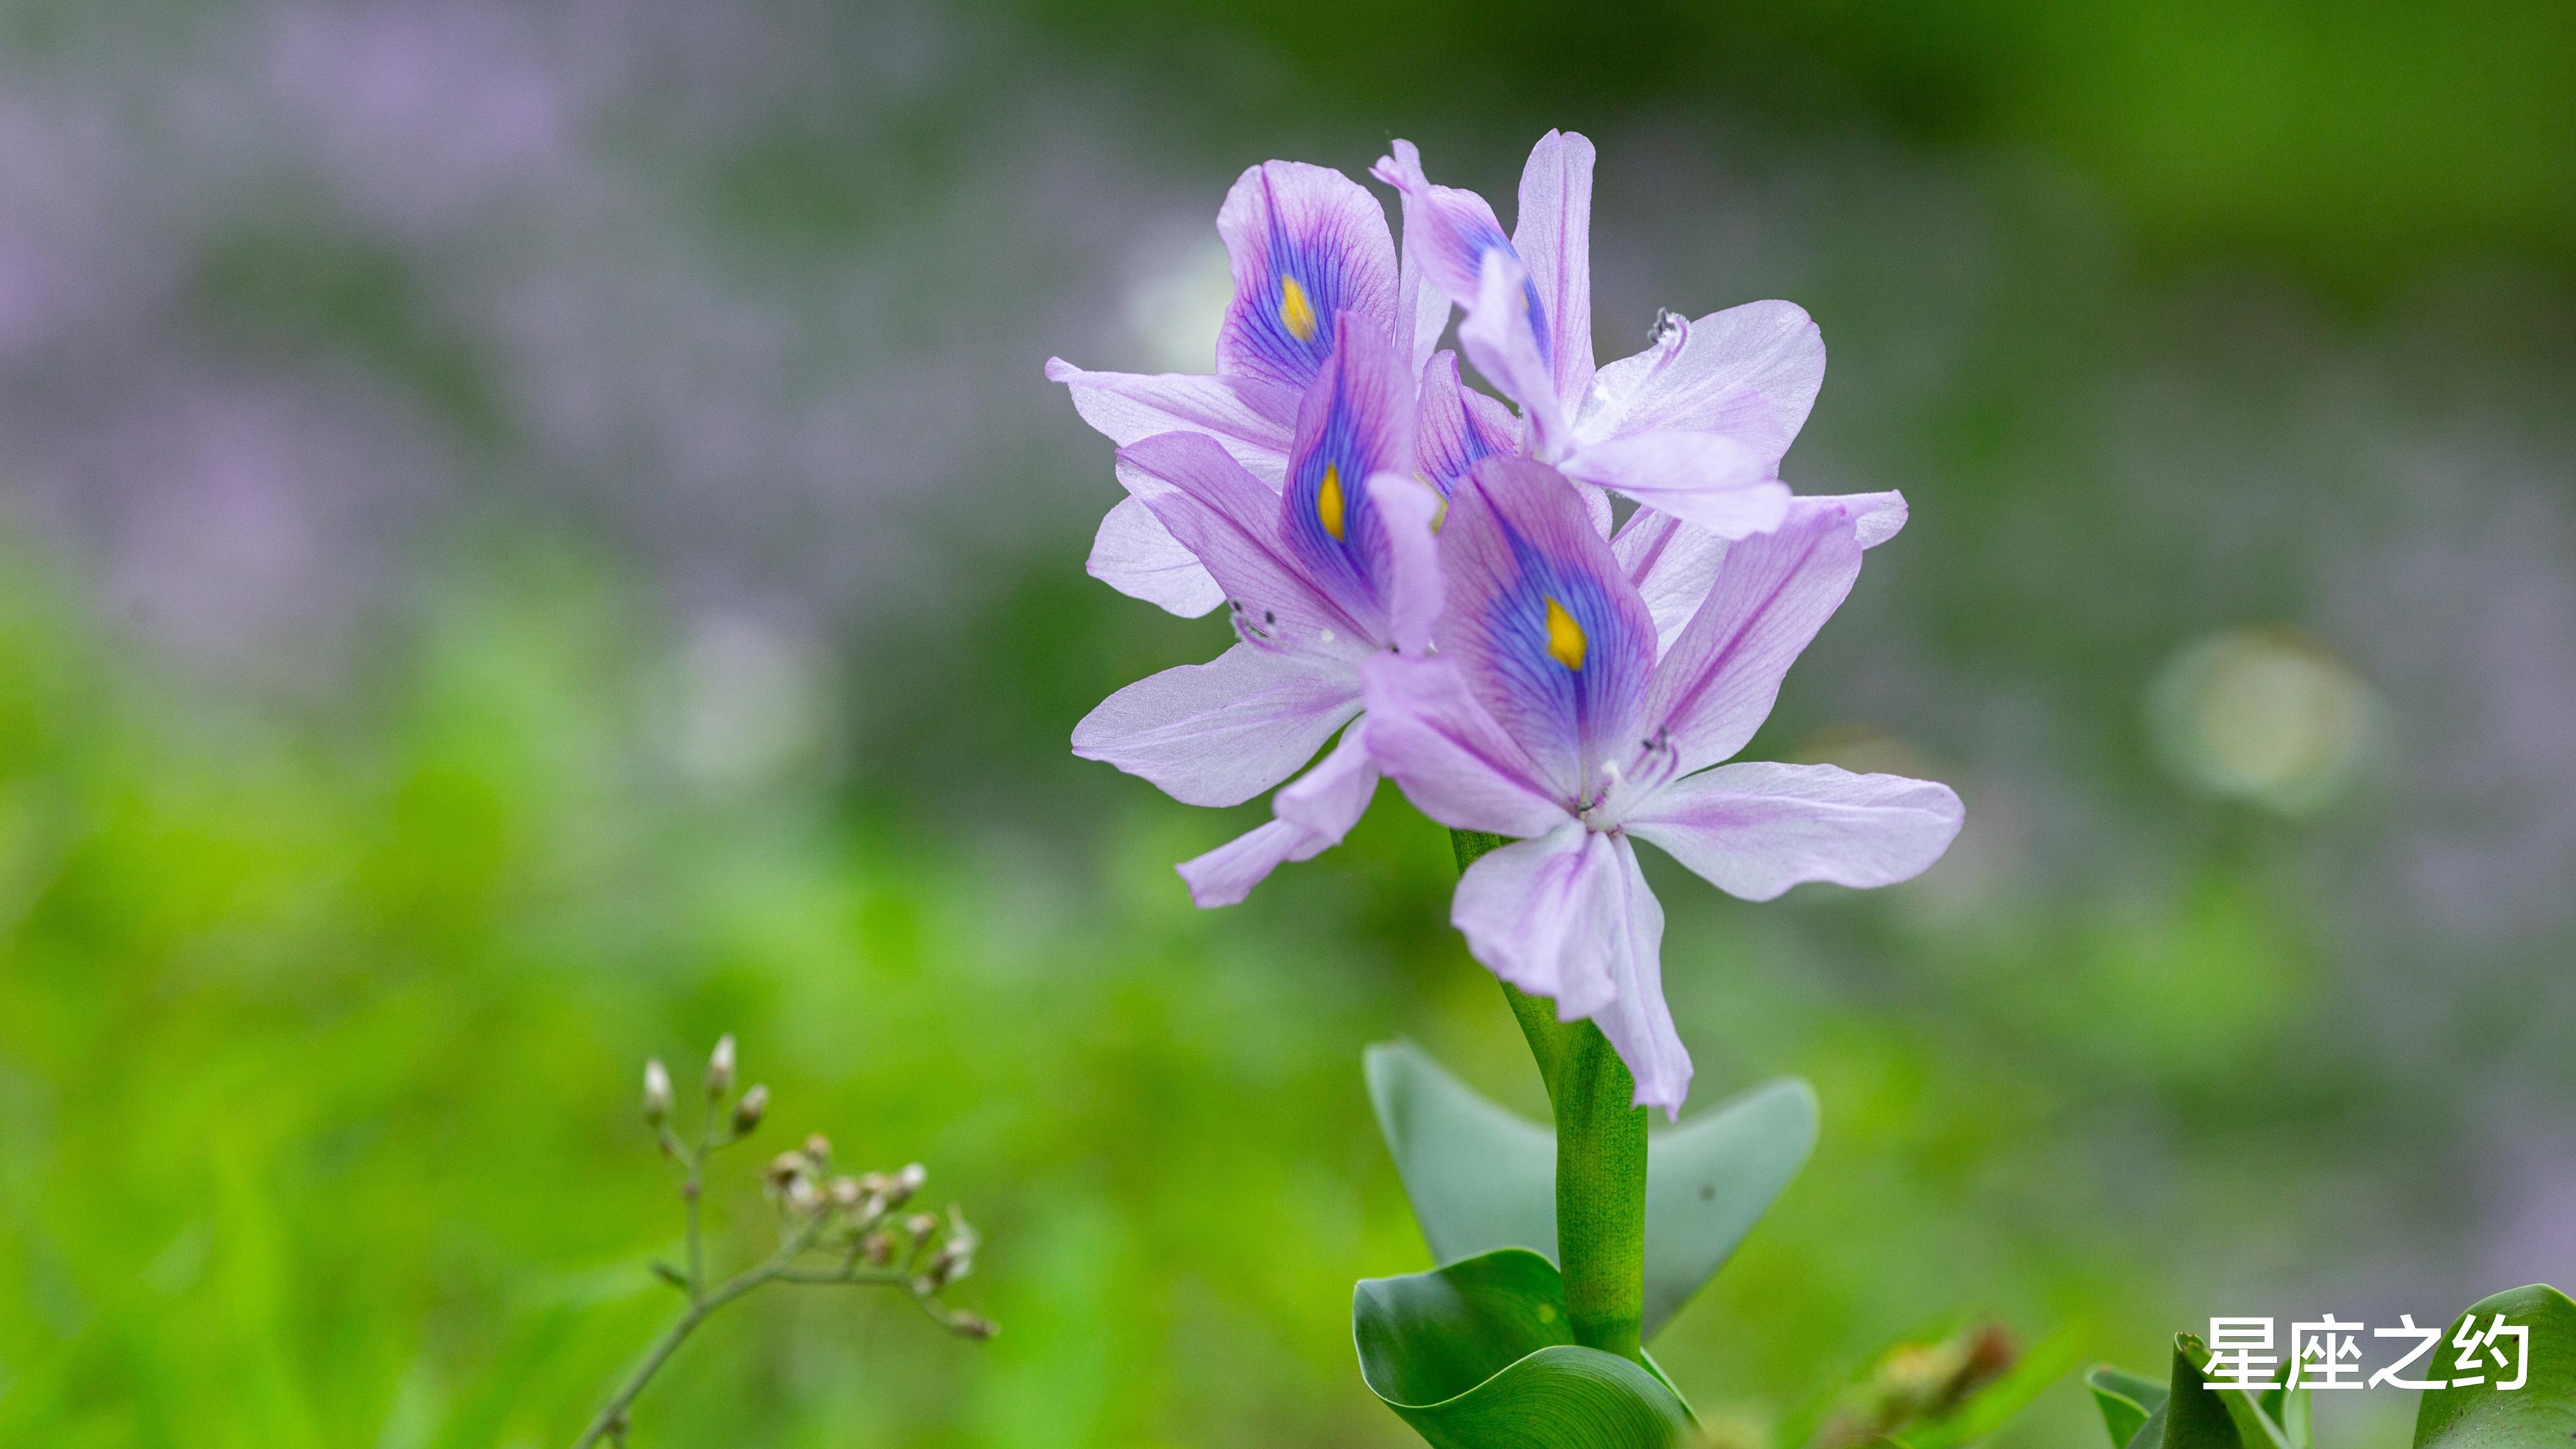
[1365,1040,1556,1263]
[1365,1040,1818,1340]
[2159,1337,2254,1449]
[2413,1283,2576,1449]
[1353,1248,1695,1449]
[2133,1335,2298,1449]
[2087,1365,2170,1448]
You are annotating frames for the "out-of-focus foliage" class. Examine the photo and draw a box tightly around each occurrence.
[0,0,2571,1445]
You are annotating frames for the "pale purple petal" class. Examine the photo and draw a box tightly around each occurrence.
[1575,301,1825,463]
[1371,140,1519,317]
[1396,237,1453,378]
[1615,491,1909,652]
[1358,652,1569,838]
[1640,502,1866,774]
[1593,834,1687,1115]
[1365,471,1445,656]
[1451,822,1619,1015]
[1575,480,1615,539]
[1117,432,1372,657]
[1178,726,1381,907]
[1280,313,1415,624]
[1556,429,1790,539]
[1073,643,1359,807]
[1622,762,1963,902]
[1274,722,1381,839]
[1215,162,1399,392]
[1459,249,1568,452]
[1045,357,1296,483]
[1415,350,1519,494]
[1177,819,1319,908]
[1513,130,1596,420]
[1449,828,1692,1111]
[1835,490,1910,549]
[1089,492,1223,616]
[1434,457,1655,799]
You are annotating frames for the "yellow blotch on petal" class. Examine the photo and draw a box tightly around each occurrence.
[1544,597,1587,671]
[1318,463,1346,540]
[1280,276,1319,342]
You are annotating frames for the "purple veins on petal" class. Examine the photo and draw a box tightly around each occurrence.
[1216,161,1399,393]
[1436,457,1654,802]
[1371,140,1551,374]
[1279,313,1415,630]
[1415,350,1519,495]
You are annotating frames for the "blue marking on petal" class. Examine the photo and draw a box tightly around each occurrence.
[1283,363,1388,613]
[1459,223,1552,375]
[1226,172,1364,389]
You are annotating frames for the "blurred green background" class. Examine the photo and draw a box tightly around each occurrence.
[2,1,2572,1444]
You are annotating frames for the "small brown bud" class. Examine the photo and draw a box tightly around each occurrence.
[803,1133,831,1166]
[705,1034,737,1097]
[732,1083,769,1134]
[862,1230,895,1266]
[641,1059,673,1125]
[764,1151,805,1191]
[828,1176,863,1208]
[950,1312,997,1340]
[904,1213,938,1248]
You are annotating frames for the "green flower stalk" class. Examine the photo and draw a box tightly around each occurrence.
[1459,828,1651,1364]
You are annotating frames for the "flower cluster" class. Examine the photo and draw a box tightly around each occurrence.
[1051,132,1962,1114]
[579,1038,991,1449]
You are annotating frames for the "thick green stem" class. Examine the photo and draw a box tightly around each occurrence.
[1451,830,1649,1364]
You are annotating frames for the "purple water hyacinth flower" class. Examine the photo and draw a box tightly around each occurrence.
[1071,312,1449,905]
[1047,161,1400,617]
[1372,132,1828,542]
[1360,457,1961,1114]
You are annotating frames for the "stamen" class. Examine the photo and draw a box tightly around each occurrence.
[1280,276,1319,343]
[1543,597,1587,671]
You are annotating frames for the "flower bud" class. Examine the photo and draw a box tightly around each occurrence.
[923,1243,973,1289]
[641,1059,672,1125]
[786,1175,822,1214]
[764,1151,806,1191]
[803,1133,831,1166]
[881,1161,926,1209]
[950,1312,997,1340]
[828,1176,863,1210]
[862,1229,895,1266]
[732,1083,769,1134]
[704,1034,737,1097]
[904,1212,938,1250]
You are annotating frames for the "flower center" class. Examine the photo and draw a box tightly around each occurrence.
[1543,596,1587,671]
[1279,276,1318,343]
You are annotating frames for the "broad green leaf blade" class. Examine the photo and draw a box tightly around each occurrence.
[2088,1365,2170,1448]
[1639,1077,1817,1338]
[1365,1041,1817,1340]
[1354,1248,1693,1449]
[1366,1041,1556,1264]
[2413,1283,2576,1448]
